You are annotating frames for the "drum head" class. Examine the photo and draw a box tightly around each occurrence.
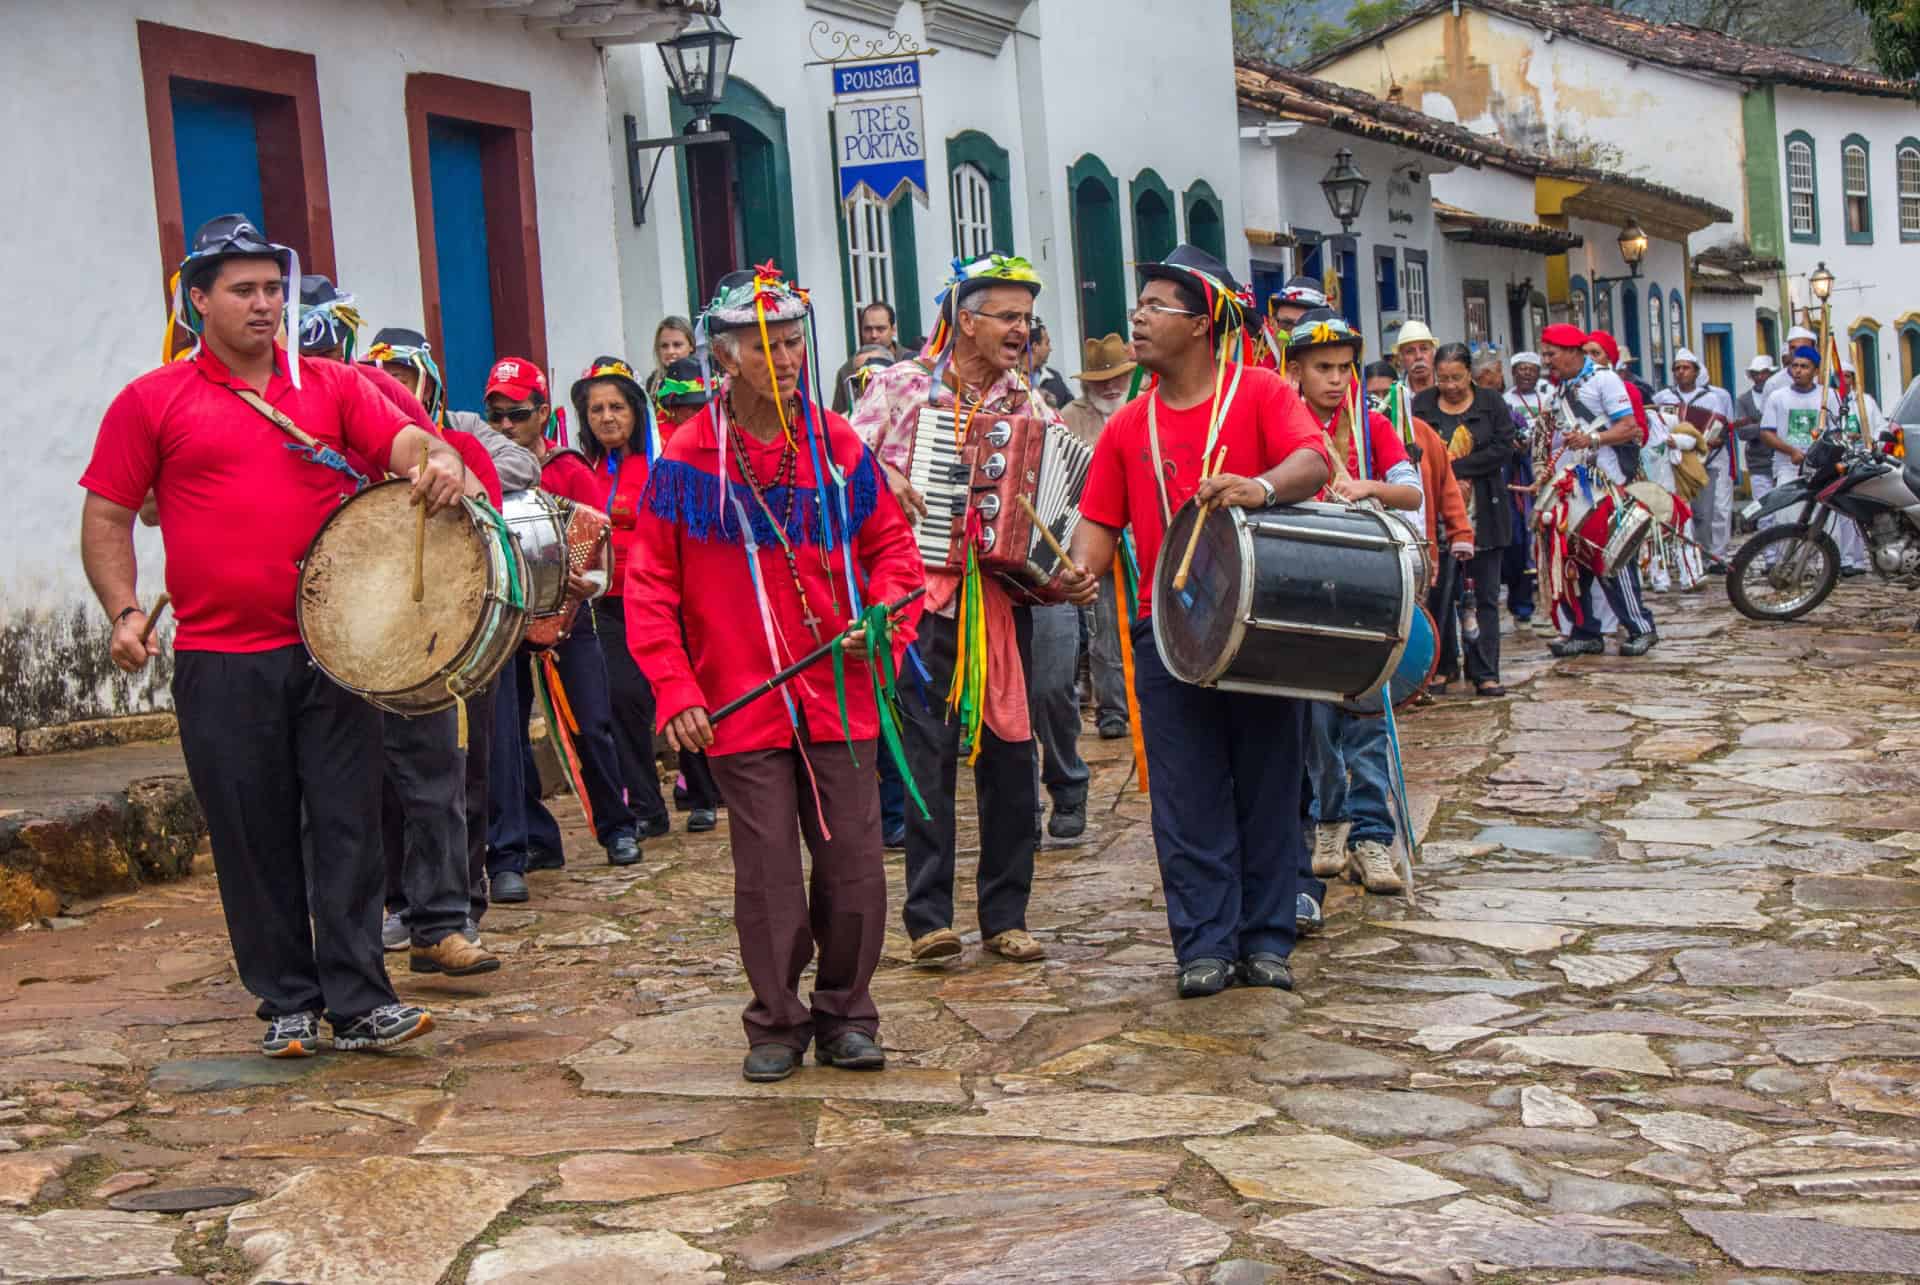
[1152,500,1252,685]
[298,480,490,697]
[1339,603,1438,717]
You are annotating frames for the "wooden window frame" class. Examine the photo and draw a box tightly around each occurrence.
[1842,135,1872,244]
[136,20,335,300]
[1402,249,1429,323]
[404,74,547,375]
[1896,140,1920,243]
[1785,131,1819,244]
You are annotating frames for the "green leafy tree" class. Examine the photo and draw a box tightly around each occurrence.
[1306,0,1416,58]
[1852,0,1920,77]
[1233,0,1311,61]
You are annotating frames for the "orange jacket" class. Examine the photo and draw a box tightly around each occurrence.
[1413,416,1473,567]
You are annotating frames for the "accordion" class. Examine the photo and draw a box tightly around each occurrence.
[906,405,1093,587]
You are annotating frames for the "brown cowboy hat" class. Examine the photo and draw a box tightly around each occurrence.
[1075,333,1137,381]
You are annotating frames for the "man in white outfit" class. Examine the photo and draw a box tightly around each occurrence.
[1655,349,1735,557]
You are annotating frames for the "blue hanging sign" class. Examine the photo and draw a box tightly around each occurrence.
[833,59,921,95]
[834,96,927,202]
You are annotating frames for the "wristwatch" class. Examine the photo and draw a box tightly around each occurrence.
[1255,476,1279,507]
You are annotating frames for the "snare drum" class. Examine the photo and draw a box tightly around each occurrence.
[1152,499,1426,704]
[502,490,612,649]
[297,479,529,715]
[1574,492,1653,577]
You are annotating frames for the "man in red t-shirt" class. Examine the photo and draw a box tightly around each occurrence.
[1283,312,1421,902]
[1062,246,1331,999]
[297,275,501,982]
[79,215,468,1058]
[477,358,642,906]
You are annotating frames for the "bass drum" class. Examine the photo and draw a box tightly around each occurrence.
[1339,603,1437,717]
[1152,498,1425,705]
[297,479,529,715]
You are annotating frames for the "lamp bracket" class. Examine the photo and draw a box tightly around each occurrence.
[626,114,730,227]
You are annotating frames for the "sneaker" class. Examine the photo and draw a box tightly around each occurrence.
[1312,821,1351,878]
[1296,891,1324,935]
[262,1012,322,1059]
[332,1003,434,1051]
[1047,803,1086,840]
[687,808,718,833]
[1618,631,1658,657]
[605,834,642,867]
[984,928,1046,962]
[410,933,500,977]
[1548,636,1605,658]
[1097,719,1129,740]
[1237,952,1294,990]
[1346,840,1407,895]
[1177,958,1234,999]
[637,815,671,840]
[381,912,408,953]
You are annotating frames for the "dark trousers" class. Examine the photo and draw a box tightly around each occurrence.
[173,646,395,1023]
[1132,620,1304,967]
[708,738,886,1051]
[488,614,636,875]
[1569,563,1656,641]
[1028,602,1089,810]
[899,607,1038,940]
[378,708,469,947]
[877,751,906,835]
[1502,535,1535,618]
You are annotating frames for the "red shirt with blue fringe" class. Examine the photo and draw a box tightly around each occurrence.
[624,401,926,757]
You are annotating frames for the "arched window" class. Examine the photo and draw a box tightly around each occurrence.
[1843,135,1872,243]
[1850,319,1883,402]
[1670,294,1686,359]
[1646,285,1666,387]
[1593,283,1613,337]
[1569,276,1591,330]
[1131,169,1177,266]
[844,187,894,316]
[1786,131,1818,243]
[946,129,1013,258]
[1897,139,1919,242]
[950,162,993,261]
[1183,180,1226,262]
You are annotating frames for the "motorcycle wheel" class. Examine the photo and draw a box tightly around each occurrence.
[1726,524,1841,621]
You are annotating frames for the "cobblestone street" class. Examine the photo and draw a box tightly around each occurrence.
[5,583,1920,1282]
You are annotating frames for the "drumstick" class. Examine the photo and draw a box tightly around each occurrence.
[139,593,170,646]
[1015,494,1080,576]
[412,443,428,604]
[1170,445,1233,593]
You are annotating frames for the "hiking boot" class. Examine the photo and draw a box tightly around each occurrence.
[410,933,500,977]
[1312,821,1351,878]
[262,1012,322,1059]
[332,1003,434,1052]
[1047,803,1086,840]
[1346,840,1407,894]
[1548,636,1605,658]
[910,928,963,967]
[380,911,408,952]
[1097,718,1129,739]
[985,928,1046,962]
[1619,631,1659,657]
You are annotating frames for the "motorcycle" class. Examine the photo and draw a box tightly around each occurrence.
[1727,427,1920,621]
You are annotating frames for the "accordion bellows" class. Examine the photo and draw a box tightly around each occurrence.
[906,406,1093,586]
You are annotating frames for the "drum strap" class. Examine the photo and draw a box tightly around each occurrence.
[231,387,370,491]
[1145,357,1246,526]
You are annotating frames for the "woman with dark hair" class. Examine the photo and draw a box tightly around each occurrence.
[1413,343,1515,697]
[646,318,697,399]
[570,356,718,835]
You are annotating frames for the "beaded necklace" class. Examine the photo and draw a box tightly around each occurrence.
[726,391,827,642]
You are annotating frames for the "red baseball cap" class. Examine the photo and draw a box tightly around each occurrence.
[1539,323,1588,350]
[484,356,547,403]
[1586,331,1620,365]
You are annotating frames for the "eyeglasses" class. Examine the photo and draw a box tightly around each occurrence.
[486,406,540,426]
[973,309,1037,329]
[1132,302,1200,319]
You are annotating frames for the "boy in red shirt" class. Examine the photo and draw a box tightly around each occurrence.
[1283,312,1422,901]
[1063,246,1331,998]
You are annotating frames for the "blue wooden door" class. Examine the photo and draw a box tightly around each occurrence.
[427,117,496,413]
[170,81,264,241]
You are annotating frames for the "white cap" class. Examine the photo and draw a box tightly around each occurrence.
[1748,354,1776,372]
[1787,324,1817,343]
[1672,348,1701,368]
[1509,351,1541,369]
[1839,353,1857,374]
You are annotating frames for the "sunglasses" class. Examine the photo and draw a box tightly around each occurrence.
[486,406,540,426]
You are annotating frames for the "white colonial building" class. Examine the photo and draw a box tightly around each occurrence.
[1236,63,1726,370]
[1302,0,1920,402]
[3,0,1241,734]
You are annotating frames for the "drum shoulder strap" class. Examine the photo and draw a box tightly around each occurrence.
[231,386,321,449]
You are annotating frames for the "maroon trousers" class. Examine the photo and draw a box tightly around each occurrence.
[707,738,886,1051]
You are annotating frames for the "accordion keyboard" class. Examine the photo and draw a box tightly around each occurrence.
[906,409,966,567]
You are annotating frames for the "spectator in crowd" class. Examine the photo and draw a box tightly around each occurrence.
[646,317,697,399]
[832,302,909,413]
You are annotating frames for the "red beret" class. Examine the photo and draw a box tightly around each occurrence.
[1587,331,1620,365]
[1539,323,1588,349]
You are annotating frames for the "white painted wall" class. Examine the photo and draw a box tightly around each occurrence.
[1772,85,1920,402]
[3,0,625,726]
